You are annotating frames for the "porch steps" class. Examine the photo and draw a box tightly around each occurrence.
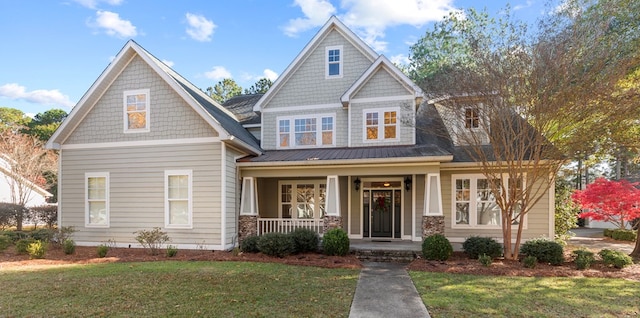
[353,249,419,263]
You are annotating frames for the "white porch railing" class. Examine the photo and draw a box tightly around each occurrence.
[258,218,324,236]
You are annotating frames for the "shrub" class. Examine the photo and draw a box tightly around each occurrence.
[610,229,636,242]
[62,239,76,255]
[0,235,11,251]
[462,236,502,259]
[30,205,58,229]
[519,238,564,265]
[422,234,453,261]
[290,228,320,253]
[29,228,54,242]
[322,228,350,256]
[96,244,109,258]
[257,233,295,257]
[523,255,537,268]
[16,238,35,254]
[478,254,492,267]
[240,235,260,253]
[603,229,614,238]
[134,227,170,256]
[1,230,28,243]
[53,226,76,246]
[572,249,594,270]
[27,240,47,259]
[166,245,178,257]
[599,249,633,269]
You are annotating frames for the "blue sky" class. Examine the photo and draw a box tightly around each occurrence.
[0,0,549,116]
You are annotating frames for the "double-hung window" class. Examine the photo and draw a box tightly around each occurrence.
[123,89,150,133]
[85,172,109,227]
[279,180,327,219]
[364,108,398,141]
[326,46,343,78]
[465,107,479,129]
[165,170,192,228]
[277,114,335,148]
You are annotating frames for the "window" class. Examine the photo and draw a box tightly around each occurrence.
[465,108,479,128]
[277,114,335,148]
[452,174,526,228]
[165,170,192,228]
[326,46,343,78]
[364,109,399,141]
[123,89,150,132]
[85,172,109,227]
[279,180,326,219]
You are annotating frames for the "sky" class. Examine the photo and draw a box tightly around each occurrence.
[0,0,550,117]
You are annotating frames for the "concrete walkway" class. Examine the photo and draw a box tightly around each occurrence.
[568,228,635,254]
[349,262,430,318]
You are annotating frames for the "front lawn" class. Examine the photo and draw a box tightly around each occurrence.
[0,261,359,317]
[410,271,640,318]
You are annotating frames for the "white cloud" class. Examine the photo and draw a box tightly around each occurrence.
[161,59,175,67]
[513,0,534,11]
[262,69,279,81]
[282,0,336,36]
[91,10,137,38]
[204,66,232,81]
[240,69,280,83]
[73,0,123,9]
[185,13,216,42]
[0,83,75,108]
[390,54,410,66]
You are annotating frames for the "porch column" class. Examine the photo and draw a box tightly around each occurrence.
[422,173,445,238]
[239,177,258,243]
[323,175,343,233]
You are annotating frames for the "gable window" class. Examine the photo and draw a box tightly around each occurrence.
[465,107,479,128]
[279,180,326,219]
[165,170,192,228]
[364,108,399,141]
[277,114,335,148]
[123,89,150,133]
[85,172,109,227]
[326,46,343,78]
[452,174,526,229]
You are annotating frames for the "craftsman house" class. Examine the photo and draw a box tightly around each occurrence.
[46,17,554,249]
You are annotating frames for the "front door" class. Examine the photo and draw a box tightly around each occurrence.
[363,188,402,238]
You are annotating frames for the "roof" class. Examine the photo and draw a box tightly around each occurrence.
[0,156,53,198]
[222,94,263,125]
[46,40,261,155]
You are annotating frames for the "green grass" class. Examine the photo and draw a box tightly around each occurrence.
[0,261,359,317]
[410,272,640,318]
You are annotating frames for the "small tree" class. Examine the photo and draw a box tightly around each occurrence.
[572,177,640,257]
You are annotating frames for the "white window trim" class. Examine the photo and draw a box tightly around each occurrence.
[278,180,327,219]
[325,45,343,79]
[276,113,336,149]
[451,173,527,229]
[123,89,150,133]
[362,107,400,143]
[85,172,109,228]
[165,170,193,229]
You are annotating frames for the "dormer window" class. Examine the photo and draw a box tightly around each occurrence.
[363,108,399,142]
[465,108,479,129]
[123,89,150,133]
[326,46,343,78]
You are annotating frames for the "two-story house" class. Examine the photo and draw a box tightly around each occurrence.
[46,17,554,250]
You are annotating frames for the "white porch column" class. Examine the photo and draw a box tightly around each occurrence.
[323,175,343,232]
[239,177,258,242]
[423,173,445,237]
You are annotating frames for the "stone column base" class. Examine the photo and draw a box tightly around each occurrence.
[323,215,343,233]
[239,215,258,244]
[422,215,445,238]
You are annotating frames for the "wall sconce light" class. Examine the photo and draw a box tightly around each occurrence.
[404,176,412,191]
[354,177,361,191]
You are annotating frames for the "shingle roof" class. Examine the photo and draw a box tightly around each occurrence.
[222,94,263,125]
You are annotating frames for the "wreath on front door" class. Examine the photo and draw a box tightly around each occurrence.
[374,195,389,213]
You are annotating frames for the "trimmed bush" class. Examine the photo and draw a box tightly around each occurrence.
[1,231,28,243]
[97,244,109,258]
[16,238,35,254]
[290,228,320,253]
[62,239,76,255]
[322,228,350,256]
[523,255,537,268]
[240,236,260,253]
[166,245,178,257]
[599,249,633,269]
[572,249,594,270]
[478,254,492,267]
[29,228,54,242]
[422,234,453,261]
[519,238,564,265]
[611,229,636,241]
[462,236,502,259]
[258,233,295,257]
[27,240,47,259]
[0,235,11,251]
